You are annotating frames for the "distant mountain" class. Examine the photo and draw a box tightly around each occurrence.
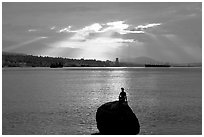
[120,56,202,67]
[188,62,202,67]
[120,56,162,65]
[172,62,202,67]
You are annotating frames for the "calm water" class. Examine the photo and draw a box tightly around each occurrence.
[2,67,202,135]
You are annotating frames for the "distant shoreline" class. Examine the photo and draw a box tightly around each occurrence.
[2,66,202,69]
[2,52,201,68]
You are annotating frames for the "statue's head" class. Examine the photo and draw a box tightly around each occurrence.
[121,87,124,91]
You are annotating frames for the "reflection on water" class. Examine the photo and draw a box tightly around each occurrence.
[2,67,202,135]
[81,69,129,106]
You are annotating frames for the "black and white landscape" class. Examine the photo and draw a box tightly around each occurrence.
[2,2,202,135]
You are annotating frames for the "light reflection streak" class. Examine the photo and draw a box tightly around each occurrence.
[86,69,129,106]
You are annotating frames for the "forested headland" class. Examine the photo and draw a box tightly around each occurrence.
[2,52,136,67]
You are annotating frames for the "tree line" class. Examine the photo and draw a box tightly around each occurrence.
[2,53,115,67]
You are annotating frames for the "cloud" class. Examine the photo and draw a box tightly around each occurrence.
[43,21,162,60]
[57,26,72,33]
[101,21,129,34]
[81,23,103,32]
[5,21,162,60]
[70,23,102,40]
[47,21,150,49]
[135,23,161,31]
[56,21,146,40]
[56,21,160,41]
[102,21,147,35]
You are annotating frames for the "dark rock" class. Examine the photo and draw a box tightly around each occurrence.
[96,101,140,135]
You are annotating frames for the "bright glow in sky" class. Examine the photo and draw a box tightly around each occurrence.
[43,20,152,60]
[2,2,202,63]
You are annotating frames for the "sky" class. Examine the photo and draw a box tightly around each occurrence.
[2,2,202,63]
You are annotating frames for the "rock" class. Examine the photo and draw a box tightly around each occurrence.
[96,101,140,135]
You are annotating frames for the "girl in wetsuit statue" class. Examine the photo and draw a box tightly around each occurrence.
[119,88,127,104]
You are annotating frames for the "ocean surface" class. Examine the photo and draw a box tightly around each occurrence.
[2,67,202,135]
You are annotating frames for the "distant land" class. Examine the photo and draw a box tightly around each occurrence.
[120,56,202,67]
[2,52,132,67]
[2,52,202,68]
